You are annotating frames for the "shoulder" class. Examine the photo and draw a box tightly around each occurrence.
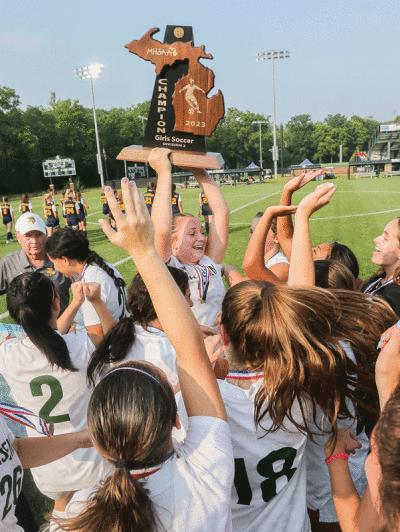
[0,249,27,267]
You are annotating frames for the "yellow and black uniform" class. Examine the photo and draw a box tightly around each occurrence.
[63,200,79,227]
[19,202,31,214]
[200,192,212,216]
[1,204,13,225]
[144,190,155,214]
[118,200,125,214]
[101,193,109,215]
[171,191,181,215]
[44,202,59,228]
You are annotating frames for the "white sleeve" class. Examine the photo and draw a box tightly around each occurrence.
[75,203,80,210]
[178,194,182,202]
[52,205,57,213]
[28,203,32,209]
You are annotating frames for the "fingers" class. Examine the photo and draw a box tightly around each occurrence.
[213,311,222,328]
[99,217,118,244]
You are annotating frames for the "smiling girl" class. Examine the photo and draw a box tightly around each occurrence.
[149,148,230,328]
[362,218,400,316]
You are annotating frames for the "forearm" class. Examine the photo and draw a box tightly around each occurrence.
[277,188,294,260]
[223,265,248,287]
[14,431,87,470]
[151,171,173,261]
[288,209,315,287]
[242,213,284,284]
[193,169,230,262]
[328,461,364,532]
[91,300,116,335]
[57,301,82,334]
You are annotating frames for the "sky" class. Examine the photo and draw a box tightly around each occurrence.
[1,0,399,125]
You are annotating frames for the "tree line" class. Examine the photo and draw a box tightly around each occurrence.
[0,85,385,193]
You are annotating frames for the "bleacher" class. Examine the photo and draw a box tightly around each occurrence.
[368,124,400,161]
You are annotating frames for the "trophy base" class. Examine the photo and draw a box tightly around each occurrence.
[116,145,224,170]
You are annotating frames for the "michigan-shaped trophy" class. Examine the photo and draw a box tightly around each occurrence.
[117,25,225,169]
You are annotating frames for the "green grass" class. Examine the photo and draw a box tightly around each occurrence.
[1,176,400,319]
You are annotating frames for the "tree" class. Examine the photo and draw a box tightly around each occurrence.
[284,115,316,164]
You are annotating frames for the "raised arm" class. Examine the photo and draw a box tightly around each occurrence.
[99,179,227,420]
[277,171,322,260]
[288,182,337,287]
[376,326,400,410]
[242,206,296,284]
[185,167,230,264]
[57,282,85,334]
[148,148,173,262]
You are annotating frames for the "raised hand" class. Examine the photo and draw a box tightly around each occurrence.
[99,178,155,260]
[83,282,101,303]
[148,147,172,176]
[283,170,324,194]
[264,205,298,218]
[297,182,337,217]
[70,282,85,306]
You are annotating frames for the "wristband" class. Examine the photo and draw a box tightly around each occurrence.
[325,452,349,465]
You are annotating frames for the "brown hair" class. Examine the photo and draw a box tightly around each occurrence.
[361,218,400,289]
[21,193,29,203]
[375,381,400,532]
[52,360,177,532]
[221,281,397,438]
[252,212,277,235]
[314,260,356,290]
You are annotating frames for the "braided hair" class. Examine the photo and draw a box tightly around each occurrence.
[45,228,125,290]
[6,272,76,371]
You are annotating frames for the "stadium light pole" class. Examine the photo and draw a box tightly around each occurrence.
[252,120,268,170]
[256,50,290,179]
[74,63,105,188]
[138,115,150,179]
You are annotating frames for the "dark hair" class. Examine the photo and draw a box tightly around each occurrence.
[21,194,29,203]
[221,281,397,439]
[375,381,400,532]
[2,197,8,203]
[171,184,176,193]
[252,212,277,235]
[87,267,189,386]
[6,272,76,371]
[52,360,176,532]
[314,260,355,290]
[45,229,125,290]
[328,242,359,278]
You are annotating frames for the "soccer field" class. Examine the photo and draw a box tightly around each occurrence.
[1,175,399,318]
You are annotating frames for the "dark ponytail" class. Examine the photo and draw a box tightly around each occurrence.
[7,273,76,371]
[87,267,189,386]
[86,249,125,289]
[53,360,176,532]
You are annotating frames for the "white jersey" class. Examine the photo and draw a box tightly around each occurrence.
[59,417,234,532]
[168,255,225,328]
[0,416,23,532]
[176,380,310,532]
[265,251,289,269]
[121,324,178,387]
[0,331,114,499]
[306,341,369,523]
[75,263,129,333]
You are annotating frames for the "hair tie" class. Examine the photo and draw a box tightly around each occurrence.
[115,459,139,470]
[260,285,269,298]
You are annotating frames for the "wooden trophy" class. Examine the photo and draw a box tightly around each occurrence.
[117,25,225,169]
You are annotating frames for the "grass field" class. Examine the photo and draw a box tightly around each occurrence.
[1,175,400,320]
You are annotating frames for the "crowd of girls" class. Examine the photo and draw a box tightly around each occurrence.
[1,149,400,532]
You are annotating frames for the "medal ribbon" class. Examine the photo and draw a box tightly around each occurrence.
[193,264,211,302]
[364,277,394,295]
[0,402,51,436]
[227,370,264,381]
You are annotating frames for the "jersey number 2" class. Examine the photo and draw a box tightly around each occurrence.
[30,375,70,424]
[234,447,297,505]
